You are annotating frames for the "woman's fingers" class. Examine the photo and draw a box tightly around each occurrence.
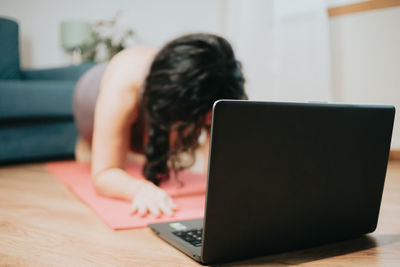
[130,185,179,217]
[130,197,144,214]
[145,200,161,217]
[137,203,147,217]
[167,197,178,211]
[130,201,139,214]
[159,201,173,217]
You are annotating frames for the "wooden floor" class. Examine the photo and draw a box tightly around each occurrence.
[0,161,399,266]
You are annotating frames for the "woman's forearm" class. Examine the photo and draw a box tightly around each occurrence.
[92,168,147,201]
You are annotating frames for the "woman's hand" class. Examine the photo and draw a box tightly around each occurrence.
[92,168,177,217]
[130,181,178,217]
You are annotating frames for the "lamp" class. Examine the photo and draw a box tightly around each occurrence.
[60,20,93,65]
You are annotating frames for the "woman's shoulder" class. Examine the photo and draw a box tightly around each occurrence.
[101,46,157,93]
[114,46,157,60]
[110,46,157,73]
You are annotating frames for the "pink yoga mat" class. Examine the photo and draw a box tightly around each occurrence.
[46,161,206,230]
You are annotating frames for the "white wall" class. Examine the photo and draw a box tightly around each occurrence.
[0,0,224,68]
[330,7,400,148]
[224,0,332,102]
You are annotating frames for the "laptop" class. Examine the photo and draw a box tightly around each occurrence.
[149,100,395,265]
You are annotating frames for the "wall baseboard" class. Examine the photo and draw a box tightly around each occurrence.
[390,149,400,161]
[328,0,400,17]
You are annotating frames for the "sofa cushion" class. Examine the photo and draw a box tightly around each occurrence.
[0,80,76,121]
[0,120,77,163]
[0,18,21,79]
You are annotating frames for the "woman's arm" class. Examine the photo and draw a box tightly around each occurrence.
[90,48,154,199]
[90,47,176,217]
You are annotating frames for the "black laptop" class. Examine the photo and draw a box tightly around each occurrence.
[149,100,395,265]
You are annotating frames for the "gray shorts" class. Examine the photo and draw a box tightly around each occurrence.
[73,62,108,144]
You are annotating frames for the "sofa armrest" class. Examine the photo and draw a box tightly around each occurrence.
[20,62,95,81]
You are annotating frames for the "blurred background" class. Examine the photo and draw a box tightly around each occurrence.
[0,0,399,152]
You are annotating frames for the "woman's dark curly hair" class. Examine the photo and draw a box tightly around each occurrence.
[142,33,247,185]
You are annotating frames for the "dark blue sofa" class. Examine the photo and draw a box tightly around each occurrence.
[0,17,94,164]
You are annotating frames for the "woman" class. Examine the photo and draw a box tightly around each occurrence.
[74,33,247,218]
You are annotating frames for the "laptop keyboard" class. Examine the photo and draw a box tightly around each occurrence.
[173,229,203,247]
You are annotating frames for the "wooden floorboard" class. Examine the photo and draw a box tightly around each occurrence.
[0,161,399,266]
